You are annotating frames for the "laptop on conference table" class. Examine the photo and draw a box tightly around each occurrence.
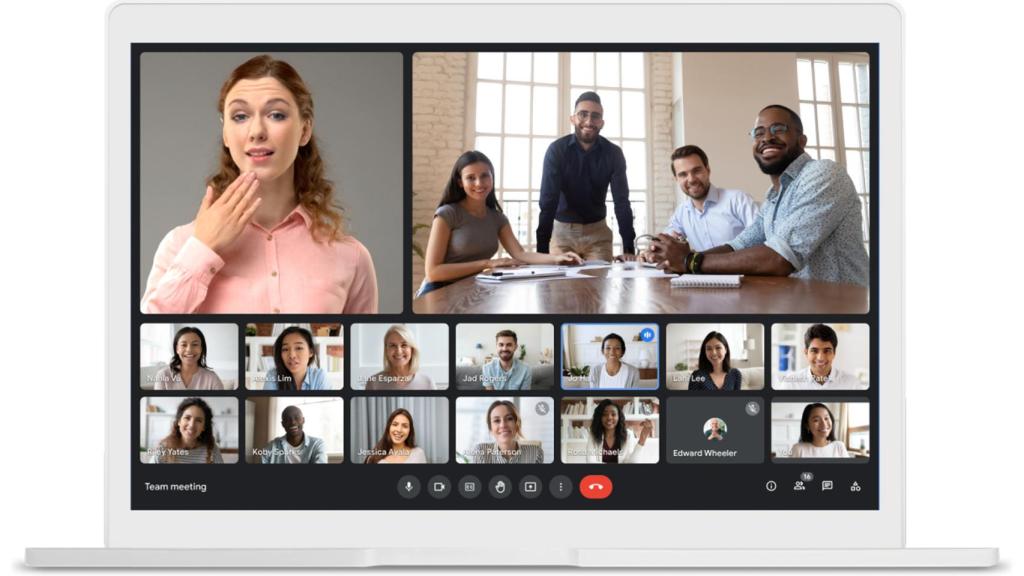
[27,0,997,567]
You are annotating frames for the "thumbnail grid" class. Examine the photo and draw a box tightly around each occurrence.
[138,322,871,465]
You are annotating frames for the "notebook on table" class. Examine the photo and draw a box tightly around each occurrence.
[670,274,743,288]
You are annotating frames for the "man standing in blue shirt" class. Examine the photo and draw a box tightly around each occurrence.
[536,91,636,262]
[650,105,869,287]
[481,329,532,390]
[658,144,759,252]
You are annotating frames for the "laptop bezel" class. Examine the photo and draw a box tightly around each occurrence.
[107,1,904,550]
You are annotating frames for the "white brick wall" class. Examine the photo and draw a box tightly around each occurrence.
[649,52,676,234]
[412,53,469,293]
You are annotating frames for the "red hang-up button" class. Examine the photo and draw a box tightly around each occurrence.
[579,475,613,499]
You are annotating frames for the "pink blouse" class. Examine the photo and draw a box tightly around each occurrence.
[142,207,378,314]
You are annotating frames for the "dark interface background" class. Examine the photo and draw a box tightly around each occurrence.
[131,44,878,511]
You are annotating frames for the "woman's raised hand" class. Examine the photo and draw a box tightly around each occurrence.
[193,172,262,254]
[638,419,654,445]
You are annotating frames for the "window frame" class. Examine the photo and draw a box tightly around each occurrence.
[796,52,871,247]
[466,52,654,253]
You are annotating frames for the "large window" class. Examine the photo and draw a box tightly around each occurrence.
[797,54,871,245]
[472,52,650,252]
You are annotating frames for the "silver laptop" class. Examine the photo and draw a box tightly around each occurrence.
[26,0,997,567]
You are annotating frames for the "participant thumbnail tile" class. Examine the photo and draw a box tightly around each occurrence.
[666,397,765,464]
[561,323,659,390]
[665,323,764,390]
[140,323,239,390]
[455,323,556,390]
[140,396,239,463]
[561,397,659,464]
[771,401,870,460]
[456,397,555,464]
[772,323,870,390]
[245,323,343,391]
[246,397,345,464]
[350,323,449,390]
[349,397,449,464]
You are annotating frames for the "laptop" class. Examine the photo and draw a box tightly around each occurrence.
[25,0,998,567]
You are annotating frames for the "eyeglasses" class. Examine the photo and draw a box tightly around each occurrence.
[575,110,604,122]
[748,123,790,141]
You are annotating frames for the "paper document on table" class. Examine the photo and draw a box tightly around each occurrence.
[604,267,676,279]
[476,266,566,282]
[567,261,613,276]
[670,274,743,288]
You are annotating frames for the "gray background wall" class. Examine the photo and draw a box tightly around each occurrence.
[139,52,403,312]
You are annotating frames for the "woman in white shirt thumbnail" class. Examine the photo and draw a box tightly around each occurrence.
[789,403,850,458]
[588,333,639,389]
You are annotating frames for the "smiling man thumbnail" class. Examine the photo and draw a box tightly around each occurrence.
[776,324,867,390]
[260,405,328,464]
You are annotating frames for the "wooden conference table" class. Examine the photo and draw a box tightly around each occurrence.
[413,265,869,315]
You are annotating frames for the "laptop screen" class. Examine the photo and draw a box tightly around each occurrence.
[132,44,876,511]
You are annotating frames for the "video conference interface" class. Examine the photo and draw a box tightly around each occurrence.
[132,45,878,510]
